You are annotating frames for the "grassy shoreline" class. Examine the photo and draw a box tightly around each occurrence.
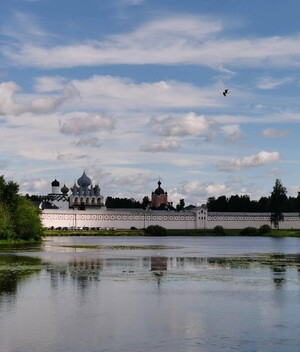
[42,228,300,237]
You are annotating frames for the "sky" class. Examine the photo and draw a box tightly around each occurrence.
[1,0,300,206]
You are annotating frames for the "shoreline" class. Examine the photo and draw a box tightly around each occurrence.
[43,228,300,237]
[0,229,300,247]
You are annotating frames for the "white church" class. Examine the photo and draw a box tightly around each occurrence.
[41,171,104,210]
[40,171,300,230]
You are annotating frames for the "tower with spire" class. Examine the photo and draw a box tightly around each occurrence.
[41,178,70,210]
[151,180,169,209]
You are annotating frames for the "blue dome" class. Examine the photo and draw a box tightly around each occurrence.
[77,171,92,187]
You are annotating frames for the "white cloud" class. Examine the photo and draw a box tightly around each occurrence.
[20,177,49,195]
[257,76,293,90]
[1,11,49,44]
[173,180,235,205]
[260,128,289,138]
[217,151,281,171]
[140,139,181,153]
[220,124,243,142]
[3,15,222,68]
[5,15,300,70]
[34,76,67,93]
[72,76,218,110]
[0,81,79,116]
[107,173,154,198]
[177,180,201,194]
[206,183,228,195]
[59,113,115,135]
[150,112,215,138]
[178,180,229,197]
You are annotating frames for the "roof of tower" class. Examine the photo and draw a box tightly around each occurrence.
[61,184,69,194]
[77,171,92,187]
[153,180,165,195]
[51,179,60,187]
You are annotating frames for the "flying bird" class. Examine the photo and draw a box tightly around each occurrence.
[223,89,229,97]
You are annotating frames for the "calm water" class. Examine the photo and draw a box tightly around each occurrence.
[1,236,300,352]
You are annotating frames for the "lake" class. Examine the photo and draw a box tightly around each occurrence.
[1,236,300,352]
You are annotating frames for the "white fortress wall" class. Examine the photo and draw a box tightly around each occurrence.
[199,211,300,230]
[41,208,300,230]
[41,209,196,230]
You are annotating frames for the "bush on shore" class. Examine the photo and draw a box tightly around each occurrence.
[213,225,226,235]
[144,225,167,236]
[239,227,258,236]
[259,224,271,235]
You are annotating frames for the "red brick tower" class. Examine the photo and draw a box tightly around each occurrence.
[151,180,168,209]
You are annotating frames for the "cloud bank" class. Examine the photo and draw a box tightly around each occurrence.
[217,151,281,171]
[5,15,300,71]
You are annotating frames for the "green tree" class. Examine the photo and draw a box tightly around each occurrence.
[13,197,44,241]
[297,191,300,217]
[270,179,288,229]
[207,195,228,211]
[176,198,185,211]
[142,196,150,209]
[105,196,142,209]
[258,196,270,212]
[0,176,19,211]
[0,203,14,239]
[0,175,44,241]
[206,197,216,211]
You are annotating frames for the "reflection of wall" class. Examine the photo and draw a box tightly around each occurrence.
[272,266,286,288]
[151,257,167,271]
[46,258,103,290]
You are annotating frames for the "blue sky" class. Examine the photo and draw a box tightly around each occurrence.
[1,0,300,205]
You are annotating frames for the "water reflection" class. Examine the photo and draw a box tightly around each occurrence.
[151,256,167,271]
[34,253,300,288]
[0,255,41,298]
[1,238,300,352]
[272,266,286,288]
[1,253,299,290]
[46,258,103,290]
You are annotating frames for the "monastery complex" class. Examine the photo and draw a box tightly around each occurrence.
[40,171,300,230]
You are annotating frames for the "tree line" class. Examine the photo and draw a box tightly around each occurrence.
[105,196,150,209]
[0,175,43,241]
[105,196,185,210]
[207,180,299,213]
[208,179,296,229]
